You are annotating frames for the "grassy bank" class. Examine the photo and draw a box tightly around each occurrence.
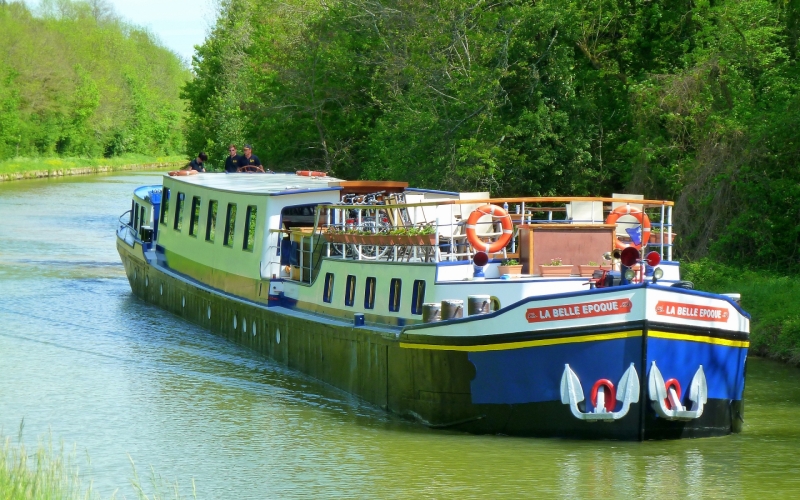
[0,155,185,181]
[683,259,800,364]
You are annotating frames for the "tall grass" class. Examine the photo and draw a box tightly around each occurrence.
[1,423,196,500]
[0,423,91,500]
[683,259,800,364]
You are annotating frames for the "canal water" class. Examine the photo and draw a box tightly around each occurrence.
[1,172,800,499]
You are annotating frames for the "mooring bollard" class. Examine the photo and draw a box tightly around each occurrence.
[441,299,464,320]
[468,295,492,315]
[422,303,441,323]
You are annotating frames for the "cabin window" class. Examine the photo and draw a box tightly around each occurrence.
[206,200,218,242]
[364,277,376,309]
[140,205,146,229]
[389,278,402,312]
[345,275,356,307]
[129,200,135,226]
[224,203,237,247]
[323,273,334,303]
[133,202,140,230]
[159,188,170,225]
[243,205,257,251]
[174,192,185,231]
[189,196,201,236]
[411,280,426,315]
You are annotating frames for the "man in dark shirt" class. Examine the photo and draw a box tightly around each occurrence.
[239,144,265,172]
[189,152,208,172]
[224,144,245,173]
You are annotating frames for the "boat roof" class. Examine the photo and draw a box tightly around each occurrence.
[163,172,345,196]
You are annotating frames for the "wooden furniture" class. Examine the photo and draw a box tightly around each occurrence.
[517,224,616,276]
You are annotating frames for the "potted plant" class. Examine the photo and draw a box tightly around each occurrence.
[579,260,608,277]
[539,257,574,277]
[649,227,677,245]
[498,258,523,277]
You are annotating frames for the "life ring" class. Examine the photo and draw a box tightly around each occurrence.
[167,170,198,177]
[296,170,327,177]
[664,378,681,410]
[605,205,651,250]
[590,379,617,412]
[465,204,513,253]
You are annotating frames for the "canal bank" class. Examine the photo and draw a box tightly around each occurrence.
[0,155,183,182]
[3,170,800,498]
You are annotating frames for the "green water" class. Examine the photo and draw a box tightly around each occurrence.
[1,172,799,498]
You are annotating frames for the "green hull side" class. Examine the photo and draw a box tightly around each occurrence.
[117,240,479,427]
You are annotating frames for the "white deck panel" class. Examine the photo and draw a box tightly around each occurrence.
[164,172,343,195]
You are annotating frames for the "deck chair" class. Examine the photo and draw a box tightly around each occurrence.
[566,201,603,224]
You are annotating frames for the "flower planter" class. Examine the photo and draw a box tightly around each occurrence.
[324,233,347,244]
[538,264,574,277]
[498,264,523,277]
[579,265,612,278]
[389,234,437,246]
[649,232,677,245]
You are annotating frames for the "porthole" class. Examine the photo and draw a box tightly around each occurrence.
[252,321,257,336]
[207,305,211,319]
[160,283,163,295]
[243,319,247,333]
[233,315,238,329]
[276,328,281,344]
[182,296,186,308]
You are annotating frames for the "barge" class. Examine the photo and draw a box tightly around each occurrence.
[116,172,749,439]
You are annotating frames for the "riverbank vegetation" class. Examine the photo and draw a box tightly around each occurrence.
[685,260,800,365]
[185,0,800,273]
[0,154,184,179]
[1,427,195,499]
[0,1,189,165]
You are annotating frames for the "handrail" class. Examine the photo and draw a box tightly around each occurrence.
[323,196,674,211]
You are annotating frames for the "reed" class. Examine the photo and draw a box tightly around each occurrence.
[1,423,196,500]
[0,424,89,500]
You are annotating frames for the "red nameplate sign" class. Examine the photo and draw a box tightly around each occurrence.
[655,301,729,322]
[526,298,632,323]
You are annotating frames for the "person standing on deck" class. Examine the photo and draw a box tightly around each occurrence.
[239,144,269,172]
[188,152,208,172]
[224,144,245,173]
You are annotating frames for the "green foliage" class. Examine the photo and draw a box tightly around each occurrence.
[0,0,188,162]
[185,0,800,271]
[683,259,800,364]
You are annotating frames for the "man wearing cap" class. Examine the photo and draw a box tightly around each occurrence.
[239,144,265,172]
[224,144,245,173]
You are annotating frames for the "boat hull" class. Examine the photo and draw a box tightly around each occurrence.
[118,238,748,440]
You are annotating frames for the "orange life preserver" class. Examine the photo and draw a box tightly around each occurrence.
[465,204,513,253]
[605,205,651,250]
[167,170,198,177]
[590,379,616,412]
[296,170,327,177]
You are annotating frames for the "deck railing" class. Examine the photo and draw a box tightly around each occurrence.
[273,196,674,281]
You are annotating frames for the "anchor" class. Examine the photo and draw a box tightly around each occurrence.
[647,361,707,421]
[560,363,640,421]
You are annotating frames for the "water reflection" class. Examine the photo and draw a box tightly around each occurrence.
[1,172,800,498]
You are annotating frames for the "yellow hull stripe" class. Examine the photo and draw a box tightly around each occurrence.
[400,330,643,352]
[649,330,750,348]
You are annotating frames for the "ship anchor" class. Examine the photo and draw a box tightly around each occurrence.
[560,363,640,421]
[647,361,707,421]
